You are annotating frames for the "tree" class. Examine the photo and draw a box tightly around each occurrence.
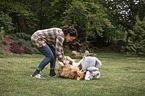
[61,1,114,42]
[0,12,13,32]
[102,0,145,29]
[126,16,145,56]
[60,0,127,48]
[0,1,37,34]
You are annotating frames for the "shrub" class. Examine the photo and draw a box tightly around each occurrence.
[10,33,34,54]
[24,47,33,54]
[0,27,5,44]
[10,33,40,54]
[11,33,31,41]
[10,44,24,54]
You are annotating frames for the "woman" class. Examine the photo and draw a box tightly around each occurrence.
[31,25,78,78]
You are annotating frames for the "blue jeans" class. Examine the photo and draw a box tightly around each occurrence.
[37,45,56,71]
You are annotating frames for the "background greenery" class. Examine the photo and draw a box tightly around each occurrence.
[0,51,145,96]
[0,0,145,55]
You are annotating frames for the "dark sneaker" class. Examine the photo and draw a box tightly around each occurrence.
[48,75,58,77]
[31,74,44,78]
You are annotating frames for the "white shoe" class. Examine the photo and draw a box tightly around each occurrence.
[31,74,44,78]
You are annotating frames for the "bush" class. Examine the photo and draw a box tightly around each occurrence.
[11,33,31,41]
[0,27,5,44]
[10,33,40,54]
[10,44,24,54]
[24,47,33,54]
[10,33,33,54]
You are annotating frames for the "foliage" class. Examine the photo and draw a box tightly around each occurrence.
[23,47,33,54]
[11,33,31,41]
[126,16,145,56]
[100,0,145,49]
[0,27,5,44]
[102,0,145,29]
[0,52,145,96]
[0,50,4,55]
[0,1,37,34]
[10,42,34,54]
[10,33,39,54]
[22,0,72,30]
[10,44,24,54]
[0,12,14,32]
[61,0,116,42]
[104,24,127,42]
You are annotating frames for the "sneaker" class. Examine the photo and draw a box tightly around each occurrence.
[48,75,58,77]
[31,74,44,78]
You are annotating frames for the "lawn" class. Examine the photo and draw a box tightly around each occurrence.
[0,51,145,96]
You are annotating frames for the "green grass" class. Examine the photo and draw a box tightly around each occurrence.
[0,51,145,96]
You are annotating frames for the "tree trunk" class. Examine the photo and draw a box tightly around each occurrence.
[18,16,27,32]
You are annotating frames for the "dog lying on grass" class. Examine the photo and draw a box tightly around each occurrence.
[81,56,102,80]
[58,56,85,80]
[58,51,102,80]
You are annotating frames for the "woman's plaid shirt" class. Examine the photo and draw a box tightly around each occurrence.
[31,28,64,62]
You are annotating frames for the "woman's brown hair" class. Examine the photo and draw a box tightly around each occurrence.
[62,25,78,37]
